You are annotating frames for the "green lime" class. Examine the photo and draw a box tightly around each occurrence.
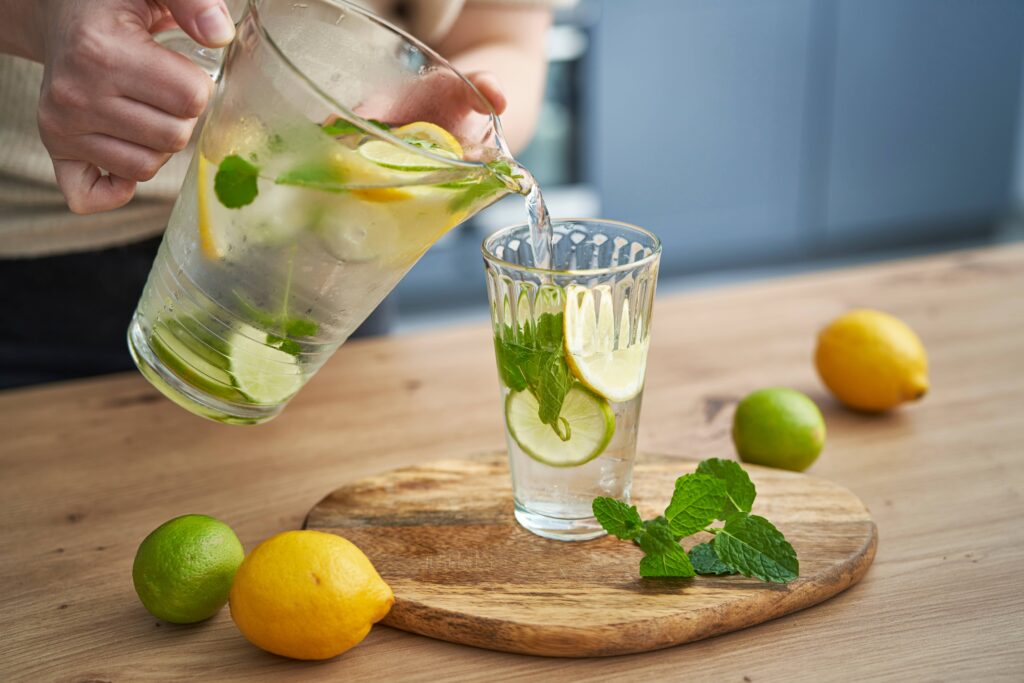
[226,324,304,404]
[132,514,245,624]
[150,318,241,402]
[732,388,826,472]
[505,386,615,467]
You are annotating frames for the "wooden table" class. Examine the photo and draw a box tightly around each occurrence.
[2,245,1022,681]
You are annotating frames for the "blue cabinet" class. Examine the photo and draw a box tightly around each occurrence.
[586,0,815,269]
[586,0,1024,271]
[822,0,1024,248]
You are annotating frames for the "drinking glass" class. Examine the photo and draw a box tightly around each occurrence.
[483,220,662,540]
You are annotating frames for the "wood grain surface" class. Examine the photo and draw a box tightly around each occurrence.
[305,453,877,657]
[1,245,1022,681]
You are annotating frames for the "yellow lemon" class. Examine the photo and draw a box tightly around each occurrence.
[815,309,929,412]
[229,530,393,660]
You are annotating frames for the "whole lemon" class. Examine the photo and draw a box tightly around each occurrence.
[229,530,393,660]
[732,388,826,472]
[815,309,929,412]
[132,514,245,624]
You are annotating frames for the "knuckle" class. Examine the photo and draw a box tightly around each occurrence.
[165,121,194,152]
[47,77,86,111]
[178,81,210,119]
[131,154,164,182]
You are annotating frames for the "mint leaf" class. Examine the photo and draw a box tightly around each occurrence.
[592,498,643,540]
[641,515,678,538]
[714,514,798,584]
[637,524,695,578]
[492,313,574,438]
[321,118,389,136]
[266,334,301,356]
[284,317,318,337]
[696,458,756,519]
[688,541,736,576]
[536,351,572,430]
[214,155,260,208]
[665,473,728,537]
[493,336,530,391]
[275,161,345,193]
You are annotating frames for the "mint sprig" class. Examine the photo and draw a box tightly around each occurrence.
[592,459,799,584]
[494,313,575,441]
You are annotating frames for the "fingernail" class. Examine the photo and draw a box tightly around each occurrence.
[197,4,235,46]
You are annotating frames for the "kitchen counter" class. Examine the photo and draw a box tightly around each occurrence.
[2,245,1022,681]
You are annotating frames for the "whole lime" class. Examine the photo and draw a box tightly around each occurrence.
[732,388,826,472]
[132,514,245,624]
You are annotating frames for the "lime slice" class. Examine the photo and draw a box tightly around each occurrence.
[358,139,459,172]
[226,325,304,405]
[505,386,615,467]
[392,121,464,158]
[563,285,649,403]
[150,319,239,401]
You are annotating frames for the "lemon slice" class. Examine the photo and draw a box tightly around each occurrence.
[392,121,464,158]
[196,155,225,260]
[563,285,649,403]
[505,386,615,467]
[226,324,304,405]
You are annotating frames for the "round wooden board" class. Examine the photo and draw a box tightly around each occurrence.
[304,453,877,657]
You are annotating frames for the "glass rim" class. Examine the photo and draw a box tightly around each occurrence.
[481,218,663,277]
[246,0,503,170]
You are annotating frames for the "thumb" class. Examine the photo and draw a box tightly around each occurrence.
[160,0,235,48]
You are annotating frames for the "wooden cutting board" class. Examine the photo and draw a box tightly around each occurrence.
[304,453,877,657]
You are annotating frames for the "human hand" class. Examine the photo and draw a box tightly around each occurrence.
[36,0,236,214]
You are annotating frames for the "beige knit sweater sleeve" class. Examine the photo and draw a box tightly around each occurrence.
[0,0,568,258]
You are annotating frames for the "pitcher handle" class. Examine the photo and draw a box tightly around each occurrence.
[154,29,226,80]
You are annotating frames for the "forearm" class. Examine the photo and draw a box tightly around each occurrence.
[438,4,551,155]
[448,40,547,154]
[0,0,45,61]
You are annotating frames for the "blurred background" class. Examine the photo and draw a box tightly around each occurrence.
[384,0,1024,332]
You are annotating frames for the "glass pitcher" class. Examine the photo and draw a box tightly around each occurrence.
[128,0,521,424]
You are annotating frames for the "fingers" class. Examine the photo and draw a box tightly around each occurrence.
[52,160,137,215]
[92,98,197,153]
[160,0,235,47]
[115,42,213,118]
[44,130,172,184]
[466,71,507,115]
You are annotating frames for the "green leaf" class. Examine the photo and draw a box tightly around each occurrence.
[321,118,390,136]
[284,317,319,337]
[275,161,345,193]
[665,473,728,537]
[266,334,301,356]
[592,497,643,540]
[493,336,530,391]
[688,541,736,576]
[696,458,756,519]
[536,352,573,429]
[637,524,695,578]
[641,515,677,538]
[492,313,573,438]
[714,514,798,584]
[214,154,260,208]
